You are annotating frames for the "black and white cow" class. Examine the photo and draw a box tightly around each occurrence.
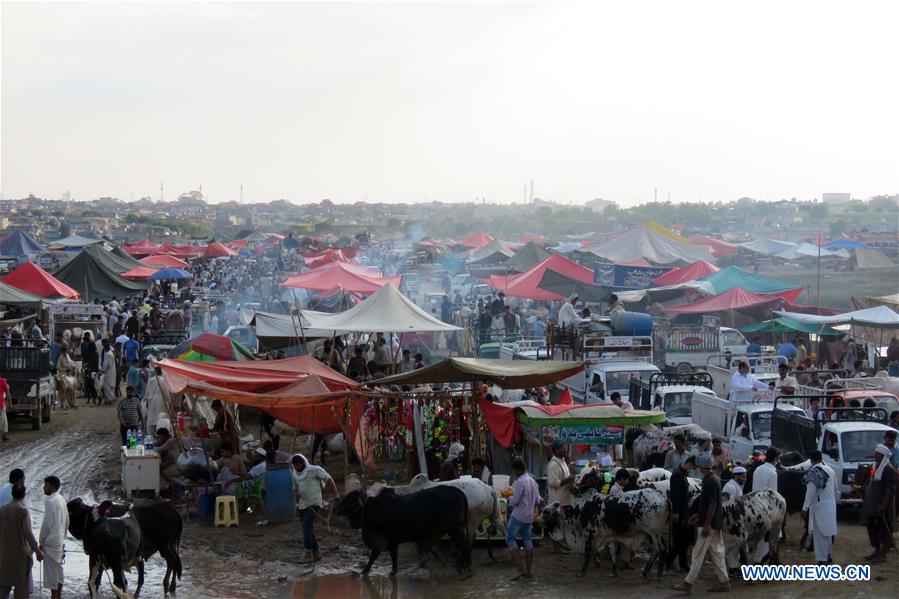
[543,488,670,577]
[692,488,787,565]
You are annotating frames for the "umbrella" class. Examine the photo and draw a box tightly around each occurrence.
[169,333,256,361]
[536,268,610,303]
[149,268,193,281]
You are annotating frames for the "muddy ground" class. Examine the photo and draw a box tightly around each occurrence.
[3,403,898,598]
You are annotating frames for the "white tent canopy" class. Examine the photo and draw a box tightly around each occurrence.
[741,238,797,255]
[774,305,899,329]
[582,223,714,265]
[300,282,462,333]
[240,309,334,338]
[775,242,849,260]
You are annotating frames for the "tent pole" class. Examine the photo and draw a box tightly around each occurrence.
[290,294,309,355]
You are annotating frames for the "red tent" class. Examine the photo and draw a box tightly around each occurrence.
[662,287,784,314]
[457,231,495,250]
[156,356,359,434]
[228,239,249,249]
[651,260,720,287]
[122,240,159,256]
[122,265,159,280]
[688,234,740,258]
[491,254,594,300]
[205,241,237,258]
[2,261,80,298]
[281,261,401,294]
[140,254,189,268]
[158,244,205,258]
[304,249,350,268]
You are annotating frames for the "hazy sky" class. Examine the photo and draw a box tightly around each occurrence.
[2,1,897,205]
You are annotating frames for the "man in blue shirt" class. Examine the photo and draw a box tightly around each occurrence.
[746,336,762,355]
[126,359,147,399]
[123,336,140,364]
[778,340,797,361]
[532,317,546,339]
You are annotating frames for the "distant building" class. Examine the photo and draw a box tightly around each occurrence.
[822,193,851,204]
[585,198,616,213]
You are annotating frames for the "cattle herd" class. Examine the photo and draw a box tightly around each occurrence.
[60,441,819,595]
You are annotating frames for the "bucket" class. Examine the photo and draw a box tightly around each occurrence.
[492,474,510,492]
[265,464,296,523]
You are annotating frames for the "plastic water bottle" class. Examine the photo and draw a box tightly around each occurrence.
[136,430,144,455]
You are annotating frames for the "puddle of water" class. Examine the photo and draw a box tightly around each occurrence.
[289,574,436,599]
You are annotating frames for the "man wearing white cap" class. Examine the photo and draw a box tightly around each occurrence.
[595,454,614,494]
[862,444,896,563]
[439,442,466,481]
[673,453,730,594]
[723,467,746,499]
[723,467,746,574]
[802,450,837,565]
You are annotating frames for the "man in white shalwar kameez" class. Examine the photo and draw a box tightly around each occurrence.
[802,450,837,564]
[723,466,746,572]
[39,476,68,599]
[143,367,169,435]
[751,448,779,562]
[98,339,116,405]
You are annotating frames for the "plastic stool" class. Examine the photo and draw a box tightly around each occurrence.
[215,496,239,527]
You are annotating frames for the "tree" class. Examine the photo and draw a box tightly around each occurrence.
[385,217,403,231]
[58,220,71,238]
[81,210,101,218]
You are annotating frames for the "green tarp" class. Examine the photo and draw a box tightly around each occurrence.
[53,245,150,301]
[740,317,842,336]
[504,242,551,271]
[0,281,57,309]
[699,265,799,295]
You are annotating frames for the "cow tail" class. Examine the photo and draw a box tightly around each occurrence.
[175,539,183,580]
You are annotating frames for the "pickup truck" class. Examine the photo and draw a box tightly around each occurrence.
[48,304,107,360]
[560,358,660,405]
[692,392,806,461]
[653,326,750,373]
[0,340,53,430]
[772,400,893,506]
[795,378,899,415]
[629,372,716,425]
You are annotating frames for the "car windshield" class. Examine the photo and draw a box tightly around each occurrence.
[751,412,773,440]
[841,430,887,463]
[605,370,654,392]
[663,392,693,418]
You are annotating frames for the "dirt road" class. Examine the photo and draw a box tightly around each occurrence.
[4,404,898,598]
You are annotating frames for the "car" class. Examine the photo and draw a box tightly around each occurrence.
[401,272,421,294]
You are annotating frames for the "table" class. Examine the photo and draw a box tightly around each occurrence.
[121,447,160,498]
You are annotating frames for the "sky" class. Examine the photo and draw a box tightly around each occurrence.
[2,1,897,206]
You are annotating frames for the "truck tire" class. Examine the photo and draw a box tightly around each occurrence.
[675,362,694,375]
[31,403,42,431]
[42,396,51,423]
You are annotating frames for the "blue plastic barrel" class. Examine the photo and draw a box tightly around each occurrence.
[611,311,653,336]
[197,493,215,522]
[265,464,296,523]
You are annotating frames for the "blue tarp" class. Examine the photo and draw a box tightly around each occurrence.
[0,230,46,257]
[698,265,799,294]
[821,239,868,250]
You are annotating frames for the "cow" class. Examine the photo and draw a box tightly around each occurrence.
[335,485,472,577]
[67,499,183,598]
[394,474,504,560]
[689,488,787,565]
[543,488,670,577]
[744,460,808,546]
